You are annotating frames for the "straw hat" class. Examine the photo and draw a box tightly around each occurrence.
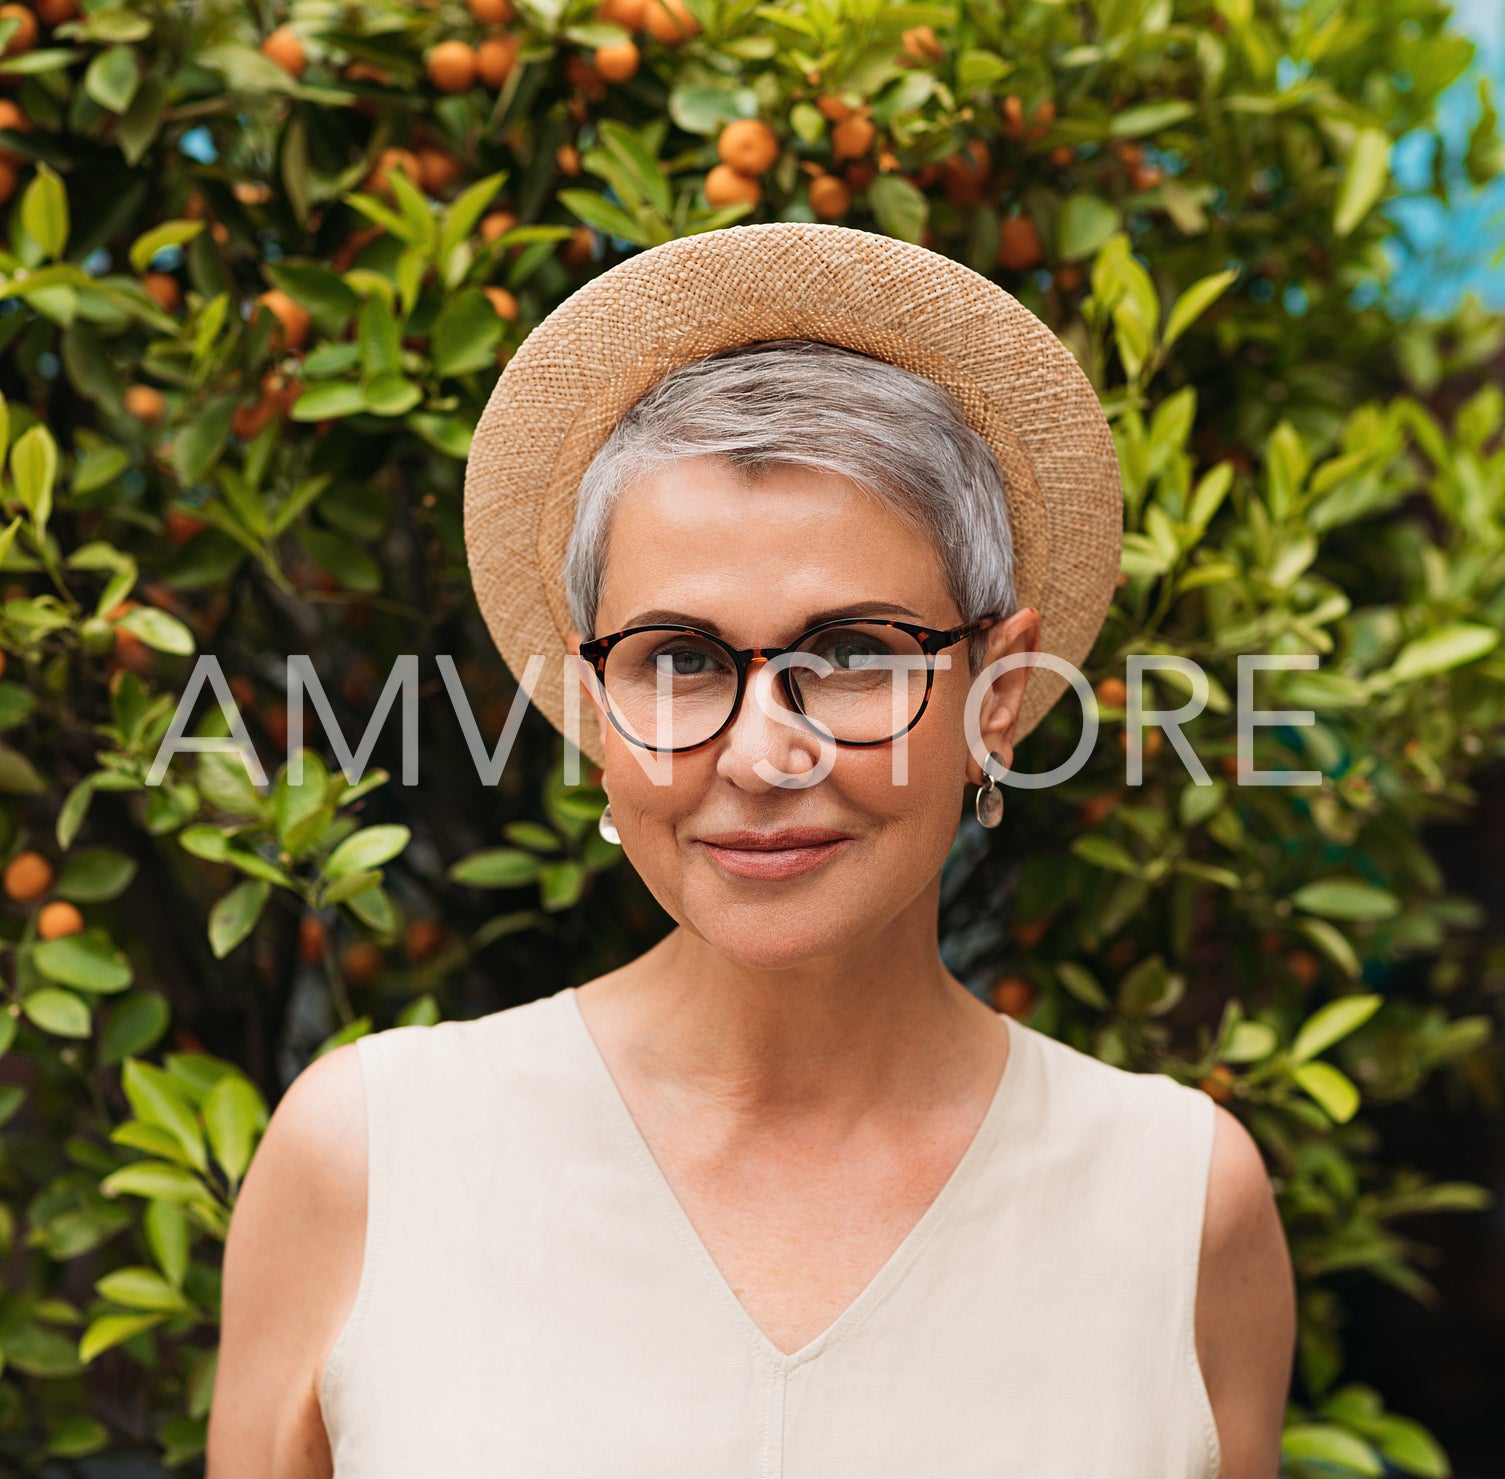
[463,221,1123,772]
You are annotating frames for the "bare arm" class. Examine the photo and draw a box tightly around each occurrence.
[1196,1103,1297,1479]
[207,1042,368,1479]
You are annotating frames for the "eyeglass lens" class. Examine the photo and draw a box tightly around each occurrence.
[599,623,933,749]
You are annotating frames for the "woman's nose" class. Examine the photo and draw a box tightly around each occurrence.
[716,656,832,789]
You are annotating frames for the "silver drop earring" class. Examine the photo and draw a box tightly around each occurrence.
[975,751,1007,829]
[597,801,620,845]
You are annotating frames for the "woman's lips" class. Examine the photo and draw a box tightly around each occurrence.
[696,832,852,881]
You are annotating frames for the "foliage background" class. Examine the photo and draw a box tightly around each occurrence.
[0,0,1501,1472]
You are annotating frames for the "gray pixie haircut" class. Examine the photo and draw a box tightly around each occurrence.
[562,338,1017,673]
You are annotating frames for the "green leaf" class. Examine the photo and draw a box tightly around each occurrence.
[539,860,586,911]
[202,1073,267,1184]
[868,173,928,244]
[118,1116,189,1164]
[1116,953,1184,1016]
[95,1265,190,1313]
[177,825,231,862]
[1291,878,1401,922]
[1057,194,1120,260]
[1163,269,1238,352]
[438,170,509,264]
[1290,1061,1361,1123]
[117,605,196,656]
[431,289,503,377]
[563,20,632,45]
[296,526,381,592]
[1071,834,1141,876]
[1388,622,1499,683]
[0,46,76,78]
[0,682,34,732]
[789,100,825,144]
[75,6,153,42]
[448,847,540,888]
[291,382,367,422]
[144,1200,189,1288]
[118,76,167,166]
[1334,127,1392,237]
[122,1058,207,1171]
[1056,962,1109,1009]
[325,824,410,876]
[266,263,360,324]
[956,49,1011,92]
[0,741,46,795]
[80,1313,165,1364]
[1290,995,1383,1064]
[274,750,329,851]
[558,188,654,245]
[361,373,422,417]
[405,413,471,459]
[174,391,236,480]
[302,343,362,380]
[1109,100,1194,137]
[1223,1021,1278,1063]
[597,120,674,216]
[112,1120,195,1166]
[1370,1414,1449,1475]
[322,868,382,907]
[57,777,97,849]
[83,45,140,114]
[387,169,437,254]
[668,84,759,136]
[196,42,299,95]
[34,932,133,993]
[2,1320,84,1378]
[128,219,207,276]
[100,1160,206,1202]
[1282,1423,1383,1474]
[208,879,270,959]
[20,163,69,259]
[1297,917,1362,979]
[22,988,93,1038]
[281,112,310,228]
[100,992,170,1065]
[357,295,401,378]
[504,821,562,852]
[11,422,58,534]
[346,883,396,935]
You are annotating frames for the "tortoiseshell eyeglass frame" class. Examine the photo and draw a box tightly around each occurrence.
[575,615,999,754]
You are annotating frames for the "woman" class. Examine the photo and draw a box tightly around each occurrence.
[209,225,1294,1477]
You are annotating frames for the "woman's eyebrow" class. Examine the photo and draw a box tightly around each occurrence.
[619,602,927,634]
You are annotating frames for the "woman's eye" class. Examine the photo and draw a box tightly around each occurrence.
[649,645,720,676]
[819,639,883,668]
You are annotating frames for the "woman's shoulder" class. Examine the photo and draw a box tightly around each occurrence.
[1006,1014,1214,1141]
[349,987,573,1075]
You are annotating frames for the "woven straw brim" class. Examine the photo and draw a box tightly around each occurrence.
[463,222,1123,773]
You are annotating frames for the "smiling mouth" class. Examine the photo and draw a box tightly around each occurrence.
[695,833,852,882]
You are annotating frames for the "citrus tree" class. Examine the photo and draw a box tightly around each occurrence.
[0,0,1501,1470]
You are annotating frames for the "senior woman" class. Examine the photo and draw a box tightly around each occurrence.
[210,225,1294,1478]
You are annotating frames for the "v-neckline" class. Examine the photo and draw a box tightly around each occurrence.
[562,984,1022,1372]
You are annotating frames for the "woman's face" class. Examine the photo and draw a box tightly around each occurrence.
[568,456,1040,971]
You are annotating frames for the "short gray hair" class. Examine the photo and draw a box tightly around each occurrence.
[563,338,1017,673]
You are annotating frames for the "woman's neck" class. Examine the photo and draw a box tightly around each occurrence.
[579,897,998,1125]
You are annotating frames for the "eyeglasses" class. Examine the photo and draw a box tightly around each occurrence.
[576,615,997,753]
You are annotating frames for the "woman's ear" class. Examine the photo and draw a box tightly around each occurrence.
[964,607,1042,786]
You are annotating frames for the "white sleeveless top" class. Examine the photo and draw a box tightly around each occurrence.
[319,984,1222,1478]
